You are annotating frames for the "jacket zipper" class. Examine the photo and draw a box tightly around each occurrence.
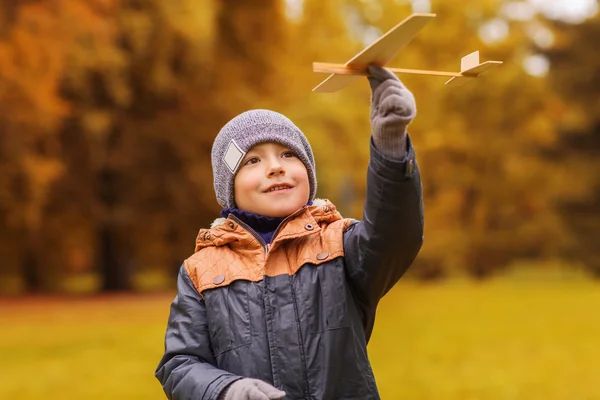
[270,206,307,244]
[228,206,308,255]
[228,214,269,254]
[230,207,312,397]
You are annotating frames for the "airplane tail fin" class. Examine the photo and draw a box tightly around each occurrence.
[445,51,502,86]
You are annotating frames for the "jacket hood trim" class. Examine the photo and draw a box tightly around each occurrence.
[210,199,328,229]
[196,198,338,252]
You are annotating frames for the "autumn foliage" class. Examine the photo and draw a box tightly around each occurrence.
[0,0,598,293]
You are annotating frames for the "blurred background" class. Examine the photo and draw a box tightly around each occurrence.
[1,0,599,398]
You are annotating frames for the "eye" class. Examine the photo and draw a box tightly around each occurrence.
[243,157,260,166]
[282,151,296,158]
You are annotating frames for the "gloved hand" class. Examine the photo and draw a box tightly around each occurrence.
[368,65,416,158]
[220,378,286,400]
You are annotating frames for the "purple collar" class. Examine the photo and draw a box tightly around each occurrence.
[220,201,313,244]
[220,208,283,244]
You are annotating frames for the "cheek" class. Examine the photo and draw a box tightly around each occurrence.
[234,170,259,198]
[291,163,310,193]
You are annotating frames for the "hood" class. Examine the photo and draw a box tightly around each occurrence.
[194,199,342,253]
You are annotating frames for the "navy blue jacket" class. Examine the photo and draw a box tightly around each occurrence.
[156,139,424,399]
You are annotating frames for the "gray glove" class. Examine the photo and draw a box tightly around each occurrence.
[368,65,417,159]
[220,378,286,400]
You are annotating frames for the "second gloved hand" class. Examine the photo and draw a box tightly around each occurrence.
[221,378,286,400]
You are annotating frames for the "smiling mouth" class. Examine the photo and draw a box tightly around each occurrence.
[265,185,293,193]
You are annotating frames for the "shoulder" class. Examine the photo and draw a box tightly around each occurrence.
[184,246,258,296]
[183,246,218,294]
[321,217,357,235]
[306,199,357,238]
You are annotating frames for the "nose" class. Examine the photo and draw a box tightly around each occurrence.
[267,157,285,177]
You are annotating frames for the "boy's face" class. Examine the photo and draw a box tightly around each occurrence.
[234,142,310,218]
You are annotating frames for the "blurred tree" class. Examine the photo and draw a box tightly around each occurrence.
[411,0,569,278]
[55,0,217,291]
[336,0,570,279]
[212,0,287,106]
[0,0,215,292]
[0,0,299,293]
[541,13,600,276]
[0,0,593,293]
[0,0,84,291]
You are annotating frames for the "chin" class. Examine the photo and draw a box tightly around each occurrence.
[264,207,295,218]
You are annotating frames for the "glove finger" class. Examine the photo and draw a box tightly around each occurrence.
[254,381,286,399]
[368,65,398,83]
[378,93,416,119]
[376,83,406,104]
[371,79,406,110]
[368,65,403,95]
[372,86,403,118]
[247,386,271,400]
[267,390,286,400]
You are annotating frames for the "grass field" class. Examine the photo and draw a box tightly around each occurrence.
[2,278,600,399]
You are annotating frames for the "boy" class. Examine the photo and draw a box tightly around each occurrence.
[155,66,424,400]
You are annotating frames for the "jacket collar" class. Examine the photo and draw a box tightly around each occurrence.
[194,199,342,252]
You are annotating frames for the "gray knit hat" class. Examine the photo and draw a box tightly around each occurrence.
[211,109,317,209]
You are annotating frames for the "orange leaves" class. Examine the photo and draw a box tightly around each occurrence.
[1,0,599,291]
[20,153,65,229]
[0,0,120,130]
[0,4,66,129]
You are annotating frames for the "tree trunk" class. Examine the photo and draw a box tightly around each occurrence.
[21,235,42,292]
[98,221,131,291]
[97,128,132,292]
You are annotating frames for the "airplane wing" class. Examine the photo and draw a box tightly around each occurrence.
[312,74,363,93]
[313,13,436,93]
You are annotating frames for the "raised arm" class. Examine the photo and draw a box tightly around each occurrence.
[343,66,424,340]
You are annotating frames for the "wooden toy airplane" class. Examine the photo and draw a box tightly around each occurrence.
[312,13,502,92]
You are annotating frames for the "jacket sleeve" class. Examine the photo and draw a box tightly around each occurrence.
[343,135,424,339]
[155,265,242,400]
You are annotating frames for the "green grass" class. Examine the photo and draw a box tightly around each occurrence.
[2,279,600,399]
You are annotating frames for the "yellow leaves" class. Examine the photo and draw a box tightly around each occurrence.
[0,7,68,129]
[0,0,123,130]
[158,0,215,42]
[20,154,64,230]
[521,112,558,147]
[117,9,153,55]
[81,109,113,138]
[0,0,597,286]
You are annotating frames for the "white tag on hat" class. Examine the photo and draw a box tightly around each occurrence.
[223,139,245,173]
